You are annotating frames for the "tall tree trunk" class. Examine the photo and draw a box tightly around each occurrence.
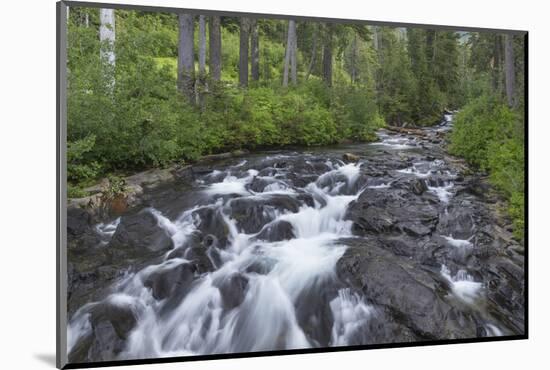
[197,15,207,106]
[198,16,207,78]
[239,18,250,87]
[251,19,260,82]
[99,9,116,67]
[305,24,318,81]
[85,12,89,27]
[431,31,438,62]
[99,9,116,90]
[209,16,222,81]
[373,26,379,50]
[504,34,516,108]
[322,23,333,87]
[283,20,297,86]
[178,14,195,103]
[290,20,297,85]
[351,34,357,84]
[283,21,291,87]
[492,35,503,93]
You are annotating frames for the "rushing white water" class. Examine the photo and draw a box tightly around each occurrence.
[96,217,120,237]
[373,132,416,149]
[397,165,432,178]
[68,161,372,358]
[428,182,454,203]
[330,289,373,346]
[443,235,473,248]
[441,265,482,304]
[485,324,504,337]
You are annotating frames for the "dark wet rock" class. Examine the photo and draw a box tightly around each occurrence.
[350,205,396,234]
[401,222,433,237]
[68,332,94,363]
[482,257,525,333]
[87,320,127,361]
[67,208,94,237]
[69,299,138,362]
[228,195,304,234]
[67,208,102,250]
[202,234,218,248]
[143,261,196,300]
[192,207,230,247]
[347,189,439,237]
[287,173,319,188]
[216,273,249,310]
[255,220,295,242]
[316,171,367,195]
[257,167,277,177]
[184,246,215,274]
[108,211,173,259]
[172,165,195,183]
[380,237,416,257]
[244,258,275,275]
[427,177,448,188]
[337,238,478,340]
[437,202,478,239]
[343,153,360,162]
[410,179,428,195]
[90,300,138,340]
[294,283,341,347]
[248,177,276,192]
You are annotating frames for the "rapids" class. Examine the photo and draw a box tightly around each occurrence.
[66,116,525,363]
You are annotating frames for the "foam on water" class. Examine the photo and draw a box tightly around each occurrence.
[397,166,432,178]
[441,265,483,304]
[443,235,473,248]
[330,288,373,346]
[95,217,120,238]
[428,182,454,203]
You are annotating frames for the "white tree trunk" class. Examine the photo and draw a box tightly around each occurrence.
[283,20,296,87]
[178,14,195,102]
[239,18,250,87]
[290,20,297,85]
[198,15,207,78]
[208,16,222,81]
[251,19,260,81]
[99,9,116,67]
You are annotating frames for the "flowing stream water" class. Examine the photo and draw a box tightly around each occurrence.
[66,115,525,363]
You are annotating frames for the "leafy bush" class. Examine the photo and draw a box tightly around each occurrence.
[450,94,524,240]
[67,135,101,183]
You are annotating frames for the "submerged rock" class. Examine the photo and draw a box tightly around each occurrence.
[143,261,196,301]
[216,273,249,310]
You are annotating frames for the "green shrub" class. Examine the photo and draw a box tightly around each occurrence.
[67,135,101,183]
[450,94,524,241]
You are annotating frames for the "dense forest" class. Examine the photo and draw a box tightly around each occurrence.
[66,7,525,240]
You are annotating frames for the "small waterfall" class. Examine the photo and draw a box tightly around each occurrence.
[441,264,482,305]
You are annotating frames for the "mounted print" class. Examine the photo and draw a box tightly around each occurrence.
[56,1,527,368]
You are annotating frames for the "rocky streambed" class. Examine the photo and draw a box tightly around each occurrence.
[66,116,525,363]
